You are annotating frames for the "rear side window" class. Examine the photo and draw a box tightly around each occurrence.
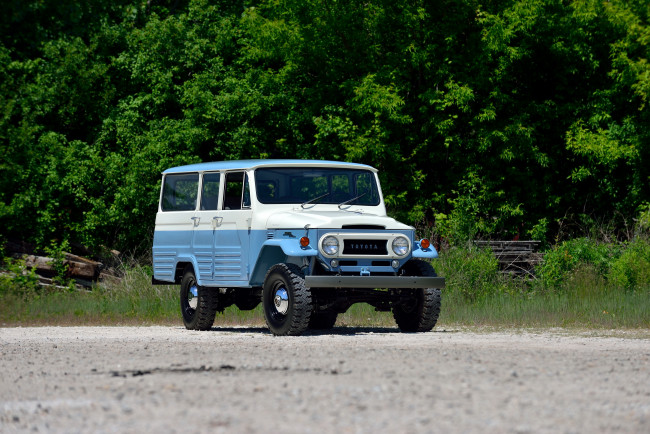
[200,172,221,210]
[161,173,199,211]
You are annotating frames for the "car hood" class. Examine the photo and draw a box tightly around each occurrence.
[265,210,412,230]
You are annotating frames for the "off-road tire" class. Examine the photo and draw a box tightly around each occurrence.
[308,311,338,330]
[180,267,219,331]
[392,260,441,333]
[262,263,312,336]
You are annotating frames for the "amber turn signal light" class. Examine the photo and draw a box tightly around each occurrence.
[300,236,310,247]
[420,238,430,249]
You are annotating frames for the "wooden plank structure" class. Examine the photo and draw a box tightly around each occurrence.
[474,240,543,278]
[4,240,120,289]
[21,253,103,288]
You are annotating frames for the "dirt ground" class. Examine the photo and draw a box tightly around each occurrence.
[1,326,648,433]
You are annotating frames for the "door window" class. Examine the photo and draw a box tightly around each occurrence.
[223,172,251,210]
[200,173,221,210]
[161,173,199,211]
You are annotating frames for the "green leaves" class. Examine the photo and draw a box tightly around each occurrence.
[1,0,649,252]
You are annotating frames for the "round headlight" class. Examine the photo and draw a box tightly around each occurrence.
[392,236,410,256]
[322,236,339,256]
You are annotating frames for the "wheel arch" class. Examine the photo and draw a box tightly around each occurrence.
[174,258,197,284]
[250,245,287,286]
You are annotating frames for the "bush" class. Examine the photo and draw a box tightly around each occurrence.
[43,240,72,287]
[608,238,650,291]
[536,238,618,289]
[0,257,40,297]
[436,246,503,302]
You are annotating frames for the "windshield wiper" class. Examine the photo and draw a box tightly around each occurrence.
[301,192,331,209]
[338,192,367,209]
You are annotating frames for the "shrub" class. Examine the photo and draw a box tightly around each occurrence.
[0,257,40,296]
[536,238,618,289]
[436,246,502,302]
[43,240,72,287]
[608,238,650,291]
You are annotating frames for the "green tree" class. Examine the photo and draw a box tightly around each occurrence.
[1,0,648,253]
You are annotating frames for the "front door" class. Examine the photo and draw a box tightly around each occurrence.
[192,172,221,282]
[214,171,252,283]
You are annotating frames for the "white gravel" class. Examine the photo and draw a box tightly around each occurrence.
[1,326,648,433]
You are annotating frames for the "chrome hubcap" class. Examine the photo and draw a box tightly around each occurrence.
[188,285,198,310]
[273,287,289,315]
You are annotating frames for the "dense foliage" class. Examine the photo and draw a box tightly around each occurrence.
[1,0,649,253]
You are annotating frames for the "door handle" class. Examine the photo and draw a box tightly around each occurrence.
[212,216,223,229]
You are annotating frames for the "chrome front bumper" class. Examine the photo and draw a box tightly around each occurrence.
[304,276,445,289]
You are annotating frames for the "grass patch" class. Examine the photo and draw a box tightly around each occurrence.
[440,287,650,329]
[2,285,647,330]
[432,242,650,330]
[1,265,178,326]
[1,249,648,330]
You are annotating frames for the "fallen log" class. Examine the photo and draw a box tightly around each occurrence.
[4,240,123,288]
[21,254,102,281]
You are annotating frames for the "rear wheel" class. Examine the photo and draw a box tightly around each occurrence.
[392,260,441,333]
[262,263,312,336]
[180,267,219,330]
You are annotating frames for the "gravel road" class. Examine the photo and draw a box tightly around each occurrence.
[1,326,648,433]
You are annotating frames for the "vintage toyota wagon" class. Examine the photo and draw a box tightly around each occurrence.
[152,160,445,335]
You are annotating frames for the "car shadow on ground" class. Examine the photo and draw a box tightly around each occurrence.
[206,326,458,335]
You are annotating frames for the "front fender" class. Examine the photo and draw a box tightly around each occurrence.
[412,242,439,259]
[249,240,318,286]
[262,239,318,257]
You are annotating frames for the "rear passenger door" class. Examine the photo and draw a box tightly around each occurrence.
[153,173,199,283]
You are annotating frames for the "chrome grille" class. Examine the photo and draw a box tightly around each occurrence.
[343,239,388,255]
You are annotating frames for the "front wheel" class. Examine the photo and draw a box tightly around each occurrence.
[180,267,219,330]
[392,260,442,333]
[262,263,312,336]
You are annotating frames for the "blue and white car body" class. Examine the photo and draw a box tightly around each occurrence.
[153,159,444,335]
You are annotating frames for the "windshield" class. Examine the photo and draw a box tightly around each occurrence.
[254,167,381,206]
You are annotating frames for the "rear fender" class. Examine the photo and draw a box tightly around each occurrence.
[174,256,200,284]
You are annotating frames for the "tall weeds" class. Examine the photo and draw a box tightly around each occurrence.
[2,221,649,329]
[431,224,650,329]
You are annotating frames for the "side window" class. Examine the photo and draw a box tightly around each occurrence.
[161,173,199,211]
[200,173,221,210]
[223,172,249,210]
